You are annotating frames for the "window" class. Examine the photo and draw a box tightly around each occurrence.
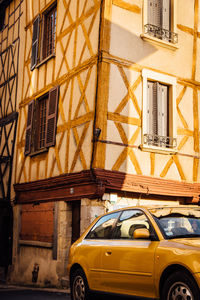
[31,2,57,70]
[146,81,169,147]
[24,86,59,155]
[37,95,48,150]
[142,0,178,47]
[142,69,177,152]
[86,212,120,239]
[112,210,151,240]
[0,7,5,31]
[42,5,57,60]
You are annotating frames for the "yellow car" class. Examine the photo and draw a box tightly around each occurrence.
[67,206,200,300]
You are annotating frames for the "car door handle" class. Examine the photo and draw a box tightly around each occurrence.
[105,251,112,256]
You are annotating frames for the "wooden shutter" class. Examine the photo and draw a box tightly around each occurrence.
[31,15,40,70]
[24,100,34,155]
[162,0,170,31]
[45,86,59,148]
[20,202,54,243]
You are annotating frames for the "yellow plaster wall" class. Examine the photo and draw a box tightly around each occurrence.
[15,0,101,183]
[97,0,200,183]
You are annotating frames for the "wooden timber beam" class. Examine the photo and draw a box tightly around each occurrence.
[14,168,200,204]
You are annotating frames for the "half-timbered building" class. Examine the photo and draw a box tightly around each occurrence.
[0,0,23,281]
[12,0,200,287]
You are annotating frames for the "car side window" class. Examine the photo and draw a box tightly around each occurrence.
[112,210,150,240]
[86,212,120,239]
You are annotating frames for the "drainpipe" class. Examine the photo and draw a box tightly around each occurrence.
[90,0,104,184]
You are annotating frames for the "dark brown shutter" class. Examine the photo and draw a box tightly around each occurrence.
[24,100,34,155]
[20,203,54,243]
[31,15,40,70]
[45,86,59,148]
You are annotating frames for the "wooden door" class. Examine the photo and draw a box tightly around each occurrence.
[71,201,80,244]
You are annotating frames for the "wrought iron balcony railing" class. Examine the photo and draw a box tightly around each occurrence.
[143,134,177,148]
[144,24,178,44]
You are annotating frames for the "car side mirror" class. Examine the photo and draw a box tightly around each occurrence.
[133,228,150,239]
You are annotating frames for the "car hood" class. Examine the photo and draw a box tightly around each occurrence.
[162,238,200,250]
[172,238,200,248]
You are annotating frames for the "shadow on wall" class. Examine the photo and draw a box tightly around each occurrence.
[109,22,158,64]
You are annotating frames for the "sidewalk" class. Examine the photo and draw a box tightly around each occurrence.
[0,282,70,294]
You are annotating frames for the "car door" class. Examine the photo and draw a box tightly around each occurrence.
[100,209,159,298]
[83,211,121,291]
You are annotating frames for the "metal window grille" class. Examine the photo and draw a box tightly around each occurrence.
[144,24,178,44]
[143,133,177,148]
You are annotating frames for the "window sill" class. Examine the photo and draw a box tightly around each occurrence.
[19,240,53,248]
[140,144,177,155]
[29,148,48,157]
[36,53,56,69]
[141,34,179,51]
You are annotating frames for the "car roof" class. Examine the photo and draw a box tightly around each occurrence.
[103,205,200,217]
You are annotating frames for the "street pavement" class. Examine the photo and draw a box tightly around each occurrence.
[0,289,69,300]
[0,284,141,299]
[0,284,69,300]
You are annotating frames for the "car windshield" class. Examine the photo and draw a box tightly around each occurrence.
[149,207,200,239]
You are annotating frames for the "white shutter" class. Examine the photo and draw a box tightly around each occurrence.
[161,85,168,137]
[147,81,154,136]
[157,84,168,146]
[152,82,158,137]
[162,0,170,31]
[154,0,161,27]
[148,0,161,27]
[157,83,162,137]
[148,0,154,25]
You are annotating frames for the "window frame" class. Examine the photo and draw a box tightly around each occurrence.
[41,4,57,61]
[141,0,178,50]
[35,94,48,151]
[85,212,121,240]
[141,69,177,154]
[0,6,5,31]
[24,86,59,156]
[31,2,57,71]
[85,209,158,241]
[112,209,151,240]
